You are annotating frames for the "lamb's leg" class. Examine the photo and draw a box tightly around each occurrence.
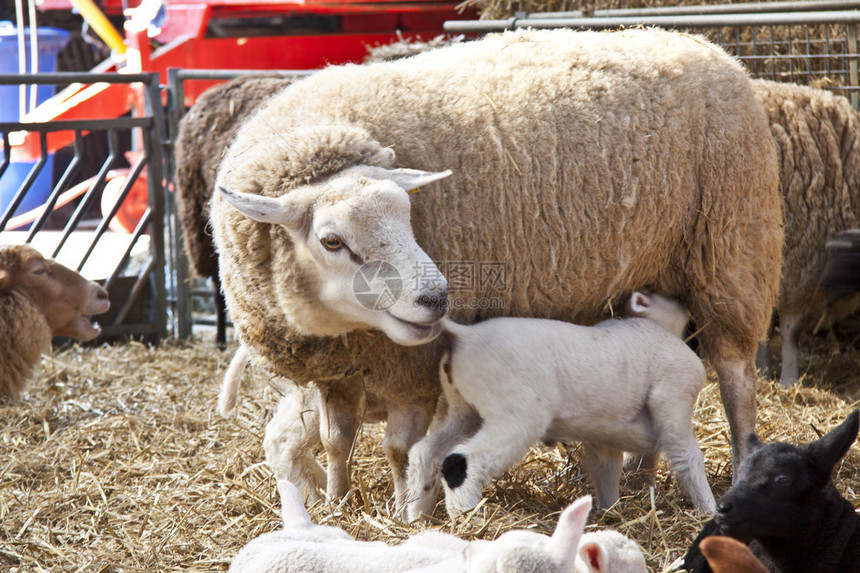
[317,377,365,499]
[440,420,538,516]
[582,443,624,509]
[778,312,802,387]
[651,398,716,512]
[383,400,432,515]
[406,392,482,522]
[263,383,326,503]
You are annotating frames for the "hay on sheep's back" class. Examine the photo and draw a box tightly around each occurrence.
[0,336,857,572]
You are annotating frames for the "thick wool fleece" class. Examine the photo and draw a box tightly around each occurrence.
[175,74,295,278]
[211,29,782,447]
[752,79,860,330]
[0,248,52,399]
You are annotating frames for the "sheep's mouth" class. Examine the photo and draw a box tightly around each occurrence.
[390,315,443,340]
[76,314,103,341]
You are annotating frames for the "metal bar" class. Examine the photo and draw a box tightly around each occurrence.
[0,133,48,232]
[0,117,152,132]
[144,76,168,342]
[849,24,860,108]
[26,132,85,241]
[167,67,193,341]
[174,69,311,81]
[111,256,157,327]
[104,208,152,291]
[0,132,9,181]
[77,149,149,272]
[444,10,860,34]
[52,129,119,259]
[523,1,860,19]
[0,72,155,85]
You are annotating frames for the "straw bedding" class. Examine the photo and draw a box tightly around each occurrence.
[0,327,857,572]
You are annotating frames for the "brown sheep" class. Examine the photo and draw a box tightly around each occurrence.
[0,244,110,399]
[699,537,770,573]
[751,79,860,386]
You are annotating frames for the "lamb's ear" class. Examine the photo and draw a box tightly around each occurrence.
[807,410,860,481]
[379,168,453,192]
[578,540,608,573]
[0,269,10,291]
[549,495,591,568]
[277,480,313,530]
[218,186,308,232]
[628,291,651,315]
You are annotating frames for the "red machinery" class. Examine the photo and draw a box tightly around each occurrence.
[19,0,474,158]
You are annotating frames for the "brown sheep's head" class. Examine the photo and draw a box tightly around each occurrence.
[0,245,111,340]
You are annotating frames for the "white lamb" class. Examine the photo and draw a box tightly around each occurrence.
[407,292,715,521]
[228,481,646,573]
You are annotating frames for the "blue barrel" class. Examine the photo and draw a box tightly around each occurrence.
[0,22,69,222]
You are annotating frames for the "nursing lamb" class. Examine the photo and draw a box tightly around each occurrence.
[0,244,110,399]
[211,28,782,504]
[406,292,715,519]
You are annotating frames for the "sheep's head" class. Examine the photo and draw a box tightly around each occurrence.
[218,165,452,346]
[463,495,591,573]
[714,409,859,542]
[0,244,111,340]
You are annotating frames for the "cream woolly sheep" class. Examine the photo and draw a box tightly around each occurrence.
[406,292,715,519]
[0,244,110,399]
[228,481,645,573]
[751,79,860,387]
[211,28,782,501]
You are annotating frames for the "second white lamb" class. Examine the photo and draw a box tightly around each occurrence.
[406,292,716,521]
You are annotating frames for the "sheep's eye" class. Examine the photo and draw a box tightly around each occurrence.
[321,235,344,251]
[773,474,791,486]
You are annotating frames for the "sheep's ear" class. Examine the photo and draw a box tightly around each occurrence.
[0,269,10,291]
[628,291,651,315]
[277,480,313,529]
[379,168,453,192]
[746,432,765,454]
[806,409,859,482]
[218,186,307,232]
[578,540,608,572]
[549,495,591,568]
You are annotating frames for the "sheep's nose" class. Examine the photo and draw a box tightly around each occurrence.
[416,288,448,317]
[97,286,109,301]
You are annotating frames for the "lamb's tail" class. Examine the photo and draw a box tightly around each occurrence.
[218,343,250,417]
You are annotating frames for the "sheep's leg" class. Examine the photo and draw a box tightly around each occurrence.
[212,273,227,349]
[317,377,365,499]
[406,392,482,522]
[263,383,326,503]
[582,443,624,509]
[383,400,432,515]
[441,420,537,516]
[778,312,802,387]
[711,356,757,477]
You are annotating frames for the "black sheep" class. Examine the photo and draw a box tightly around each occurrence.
[683,409,860,573]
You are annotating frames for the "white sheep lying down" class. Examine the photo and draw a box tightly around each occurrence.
[407,292,715,520]
[211,27,782,503]
[228,481,646,573]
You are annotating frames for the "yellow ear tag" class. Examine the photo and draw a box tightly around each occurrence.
[408,187,421,195]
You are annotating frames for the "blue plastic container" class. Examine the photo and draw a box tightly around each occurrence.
[0,22,69,222]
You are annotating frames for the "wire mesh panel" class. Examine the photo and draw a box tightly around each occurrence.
[0,72,167,341]
[446,5,860,106]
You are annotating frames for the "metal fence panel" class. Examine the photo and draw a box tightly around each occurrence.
[0,72,167,341]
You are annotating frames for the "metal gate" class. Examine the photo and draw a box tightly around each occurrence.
[0,72,168,341]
